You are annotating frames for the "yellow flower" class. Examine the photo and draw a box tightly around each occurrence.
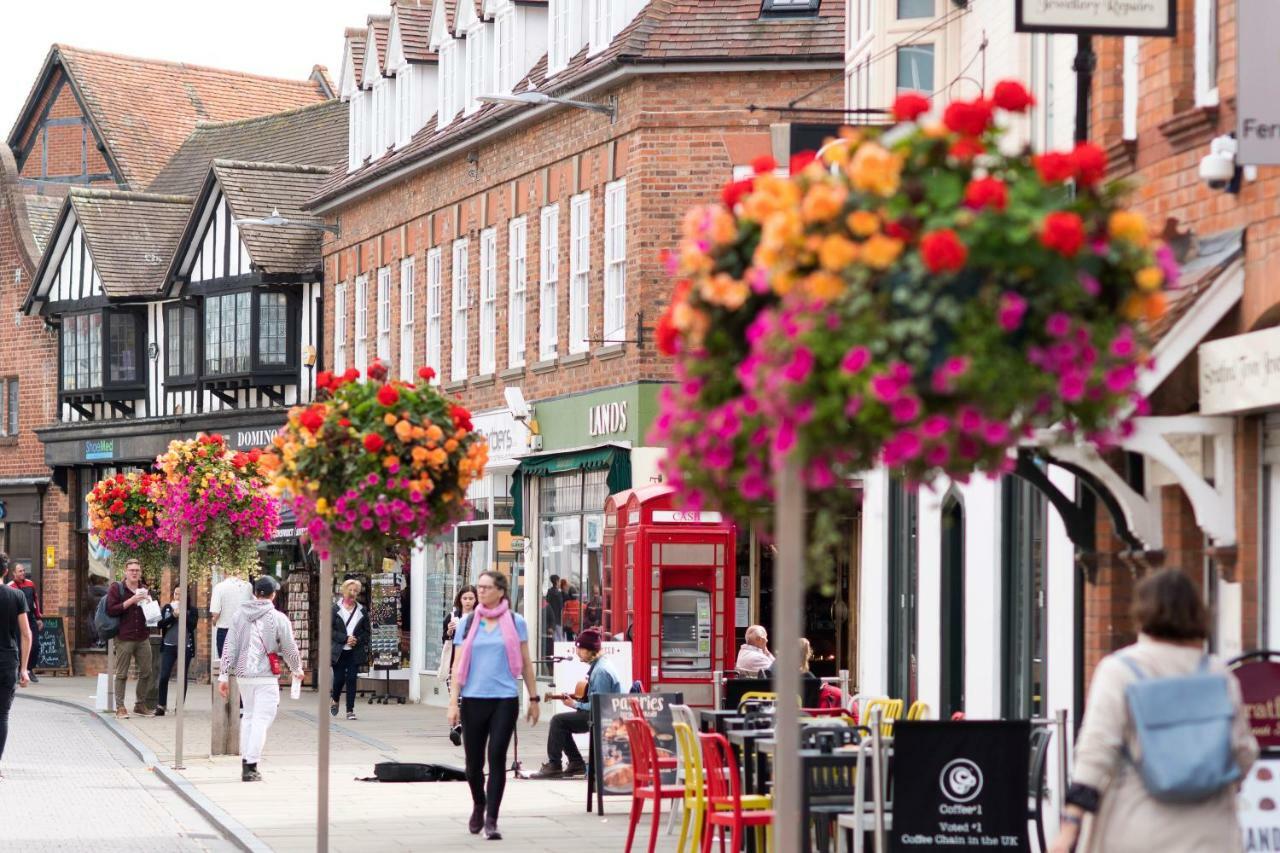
[846,210,880,238]
[922,122,948,139]
[847,143,903,197]
[1122,292,1168,321]
[801,182,847,225]
[805,271,846,302]
[315,498,329,515]
[818,234,860,272]
[861,234,905,270]
[1135,266,1164,292]
[770,270,797,297]
[1108,211,1150,247]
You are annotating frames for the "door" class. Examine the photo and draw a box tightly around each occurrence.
[940,495,965,717]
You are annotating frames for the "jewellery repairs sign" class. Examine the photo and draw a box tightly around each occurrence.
[891,720,1031,851]
[1238,0,1280,165]
[1199,327,1280,416]
[1014,0,1175,36]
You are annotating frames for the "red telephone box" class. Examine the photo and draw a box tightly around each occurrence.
[603,484,735,706]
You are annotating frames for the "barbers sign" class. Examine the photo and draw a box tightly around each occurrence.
[1014,0,1175,36]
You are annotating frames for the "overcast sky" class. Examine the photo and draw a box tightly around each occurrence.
[1,1,381,136]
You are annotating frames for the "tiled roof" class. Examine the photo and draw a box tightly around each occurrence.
[67,189,193,298]
[1148,228,1244,344]
[442,0,460,36]
[147,100,347,197]
[397,3,437,62]
[9,45,333,191]
[369,16,391,77]
[211,161,330,275]
[346,27,367,86]
[24,195,62,253]
[313,0,843,208]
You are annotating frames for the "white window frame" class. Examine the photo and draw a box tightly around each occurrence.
[508,216,527,368]
[479,228,498,375]
[426,248,443,384]
[347,92,364,171]
[1122,37,1140,141]
[603,180,627,344]
[399,257,416,380]
[439,41,457,126]
[354,274,369,373]
[451,239,470,382]
[396,67,414,148]
[1194,0,1219,107]
[334,282,348,374]
[569,192,591,355]
[549,0,575,75]
[466,25,487,115]
[590,0,610,55]
[496,8,516,95]
[376,266,393,372]
[539,204,559,361]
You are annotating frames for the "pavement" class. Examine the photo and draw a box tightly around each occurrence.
[12,676,660,853]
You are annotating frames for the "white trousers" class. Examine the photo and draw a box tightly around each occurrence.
[239,681,280,764]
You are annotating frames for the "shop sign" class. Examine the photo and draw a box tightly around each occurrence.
[651,510,723,524]
[588,401,628,437]
[231,428,278,451]
[1239,758,1280,849]
[1239,0,1280,165]
[470,410,522,461]
[891,720,1030,852]
[1014,0,1175,35]
[1235,660,1280,751]
[1199,327,1280,415]
[84,439,114,461]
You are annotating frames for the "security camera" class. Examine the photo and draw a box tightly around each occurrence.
[504,385,531,422]
[1199,134,1240,192]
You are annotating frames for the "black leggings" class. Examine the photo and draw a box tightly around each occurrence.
[331,649,360,712]
[0,663,15,761]
[460,697,519,820]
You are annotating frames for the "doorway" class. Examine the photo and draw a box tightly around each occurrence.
[940,494,965,718]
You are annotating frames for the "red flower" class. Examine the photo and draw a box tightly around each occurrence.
[450,404,473,432]
[948,137,986,160]
[963,177,1008,211]
[919,229,969,274]
[751,154,778,175]
[338,417,351,428]
[248,449,262,463]
[363,433,385,453]
[417,366,436,382]
[376,384,400,407]
[1072,142,1107,187]
[884,220,915,242]
[1034,151,1075,184]
[789,151,818,175]
[991,80,1035,113]
[115,473,126,484]
[892,92,931,122]
[232,452,249,468]
[367,360,389,381]
[316,370,334,390]
[656,308,679,357]
[110,500,125,514]
[721,178,754,210]
[942,99,993,137]
[343,367,360,383]
[299,406,325,432]
[1040,212,1086,257]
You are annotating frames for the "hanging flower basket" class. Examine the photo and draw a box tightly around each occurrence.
[153,433,280,581]
[652,82,1177,531]
[86,471,171,583]
[260,360,489,561]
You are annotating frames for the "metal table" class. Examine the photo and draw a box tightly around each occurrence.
[699,709,745,734]
[758,743,862,852]
[726,728,774,795]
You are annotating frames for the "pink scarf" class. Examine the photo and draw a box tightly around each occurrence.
[453,600,523,686]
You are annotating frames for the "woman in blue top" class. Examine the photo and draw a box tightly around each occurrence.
[448,570,539,840]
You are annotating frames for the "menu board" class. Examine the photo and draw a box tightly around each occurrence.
[590,692,682,799]
[369,572,404,669]
[34,616,70,674]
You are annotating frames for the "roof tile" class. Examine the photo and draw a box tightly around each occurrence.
[67,189,192,297]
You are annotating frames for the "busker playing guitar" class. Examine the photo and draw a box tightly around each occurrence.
[532,627,621,778]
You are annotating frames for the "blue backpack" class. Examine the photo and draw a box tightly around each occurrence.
[1121,655,1240,802]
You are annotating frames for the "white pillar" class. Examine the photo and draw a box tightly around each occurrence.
[915,484,945,717]
[408,544,427,703]
[959,476,1002,718]
[858,468,890,697]
[1044,465,1078,824]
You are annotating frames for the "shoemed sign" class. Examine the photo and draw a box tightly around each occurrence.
[1238,0,1280,165]
[1014,0,1175,36]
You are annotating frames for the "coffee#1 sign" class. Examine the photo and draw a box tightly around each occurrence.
[1015,0,1175,36]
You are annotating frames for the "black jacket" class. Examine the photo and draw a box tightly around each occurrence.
[330,603,371,665]
[158,603,198,652]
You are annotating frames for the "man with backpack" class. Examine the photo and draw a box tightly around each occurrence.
[104,560,157,719]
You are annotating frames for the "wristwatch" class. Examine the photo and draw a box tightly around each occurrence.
[528,696,541,703]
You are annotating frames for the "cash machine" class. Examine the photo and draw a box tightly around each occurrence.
[603,485,735,706]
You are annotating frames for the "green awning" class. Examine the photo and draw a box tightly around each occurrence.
[510,446,631,536]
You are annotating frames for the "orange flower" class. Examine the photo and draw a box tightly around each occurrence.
[444,438,459,453]
[700,273,750,310]
[1108,211,1150,247]
[846,210,880,237]
[805,271,846,302]
[383,413,398,427]
[847,143,903,197]
[709,208,738,246]
[1135,266,1164,292]
[425,424,444,443]
[801,182,847,224]
[861,234,905,270]
[411,446,430,464]
[818,234,860,272]
[395,420,414,442]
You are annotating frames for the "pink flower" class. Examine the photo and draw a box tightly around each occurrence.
[926,445,951,467]
[841,346,871,374]
[1155,243,1180,289]
[741,471,770,500]
[890,396,922,423]
[844,395,864,418]
[1110,329,1135,358]
[957,407,983,434]
[870,374,902,403]
[1059,372,1086,402]
[783,346,815,383]
[773,421,798,455]
[921,415,950,439]
[1105,365,1136,393]
[1045,313,1071,337]
[1079,273,1101,297]
[749,266,770,294]
[982,421,1011,446]
[889,362,914,385]
[998,292,1027,332]
[806,460,837,489]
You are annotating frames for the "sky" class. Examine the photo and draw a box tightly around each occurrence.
[0,1,385,136]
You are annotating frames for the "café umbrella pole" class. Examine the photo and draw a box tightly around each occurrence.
[173,532,189,769]
[317,552,333,852]
[773,456,805,853]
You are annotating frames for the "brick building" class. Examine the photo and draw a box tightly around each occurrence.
[1,44,334,674]
[312,0,847,703]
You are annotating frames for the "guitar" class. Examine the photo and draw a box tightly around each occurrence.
[544,679,589,705]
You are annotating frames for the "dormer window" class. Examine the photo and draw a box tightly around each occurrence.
[495,8,516,94]
[465,24,490,115]
[549,0,586,75]
[203,290,298,379]
[61,310,146,395]
[396,66,415,147]
[761,0,821,15]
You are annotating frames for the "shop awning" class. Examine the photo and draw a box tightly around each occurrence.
[510,445,631,536]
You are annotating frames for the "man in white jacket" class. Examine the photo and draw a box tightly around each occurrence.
[218,576,303,781]
[735,625,775,676]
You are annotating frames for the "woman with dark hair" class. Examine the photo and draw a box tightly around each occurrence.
[437,585,478,688]
[1049,568,1257,853]
[447,571,538,840]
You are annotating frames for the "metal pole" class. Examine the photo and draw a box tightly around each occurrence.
[712,669,723,710]
[316,552,333,853]
[839,668,850,709]
[174,533,189,769]
[1055,708,1070,818]
[773,457,805,853]
[871,707,885,853]
[1073,35,1096,145]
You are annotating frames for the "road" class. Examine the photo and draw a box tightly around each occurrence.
[0,695,236,852]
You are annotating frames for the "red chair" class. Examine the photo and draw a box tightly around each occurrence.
[623,716,687,853]
[699,732,774,853]
[630,697,678,770]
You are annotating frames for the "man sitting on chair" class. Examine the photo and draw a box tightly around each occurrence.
[533,628,620,778]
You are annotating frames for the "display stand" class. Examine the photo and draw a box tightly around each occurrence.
[285,569,318,686]
[368,571,406,705]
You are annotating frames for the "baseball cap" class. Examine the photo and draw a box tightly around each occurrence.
[253,575,280,596]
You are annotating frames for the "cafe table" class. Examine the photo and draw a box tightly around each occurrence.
[726,727,774,795]
[757,742,862,852]
[699,708,745,734]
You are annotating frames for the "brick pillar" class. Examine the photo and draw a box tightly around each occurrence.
[1238,416,1261,650]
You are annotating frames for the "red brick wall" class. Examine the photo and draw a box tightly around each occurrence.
[14,66,117,188]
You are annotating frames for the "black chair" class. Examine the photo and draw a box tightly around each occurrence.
[802,753,858,852]
[801,723,867,750]
[722,675,823,709]
[1028,727,1053,852]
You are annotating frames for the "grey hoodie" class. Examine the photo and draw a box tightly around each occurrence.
[217,598,303,682]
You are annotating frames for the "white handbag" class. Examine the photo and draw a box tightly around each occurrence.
[141,598,162,625]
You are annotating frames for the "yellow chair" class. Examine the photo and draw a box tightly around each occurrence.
[906,700,930,721]
[860,698,904,736]
[673,722,771,853]
[737,691,778,712]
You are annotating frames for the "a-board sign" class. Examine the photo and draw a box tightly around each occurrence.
[891,720,1031,852]
[1239,757,1280,850]
[590,692,682,798]
[1014,0,1175,36]
[1234,659,1280,751]
[34,616,70,673]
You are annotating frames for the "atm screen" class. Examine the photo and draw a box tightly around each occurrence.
[663,613,697,642]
